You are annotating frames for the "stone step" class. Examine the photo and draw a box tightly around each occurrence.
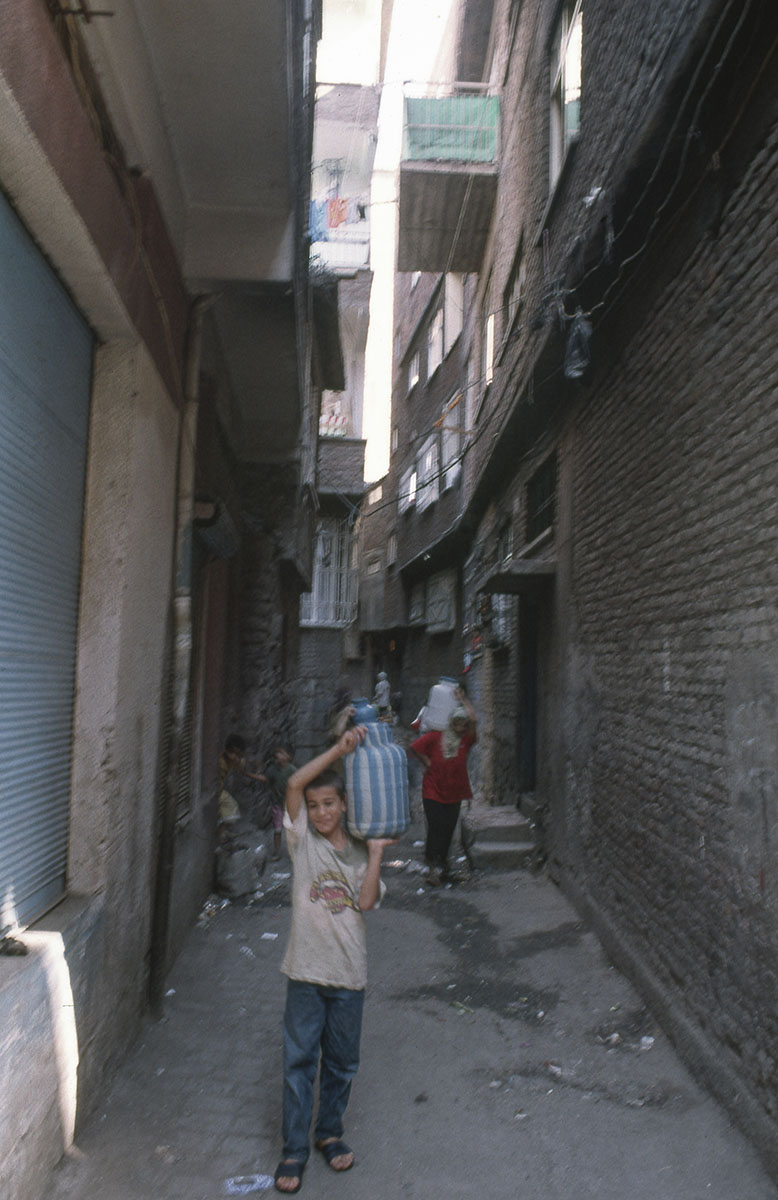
[470,803,533,841]
[474,818,534,844]
[469,838,537,871]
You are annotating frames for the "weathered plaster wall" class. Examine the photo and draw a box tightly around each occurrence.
[68,341,180,1095]
[1,344,180,1200]
[239,466,304,766]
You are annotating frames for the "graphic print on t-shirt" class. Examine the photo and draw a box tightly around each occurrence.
[309,868,360,914]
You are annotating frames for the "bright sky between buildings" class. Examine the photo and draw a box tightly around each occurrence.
[318,0,457,482]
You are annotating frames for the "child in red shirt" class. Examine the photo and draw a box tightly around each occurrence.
[410,688,477,885]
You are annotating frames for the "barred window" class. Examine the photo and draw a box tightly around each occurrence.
[300,517,358,626]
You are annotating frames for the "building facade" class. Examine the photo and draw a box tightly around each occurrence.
[0,4,333,1197]
[365,0,778,1173]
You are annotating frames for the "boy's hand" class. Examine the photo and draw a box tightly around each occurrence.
[366,837,398,856]
[337,725,366,756]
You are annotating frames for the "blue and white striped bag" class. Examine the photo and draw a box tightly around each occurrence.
[344,721,410,840]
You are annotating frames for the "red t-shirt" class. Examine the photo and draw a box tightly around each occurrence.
[411,730,476,805]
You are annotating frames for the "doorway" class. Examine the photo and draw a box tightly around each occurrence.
[518,596,540,792]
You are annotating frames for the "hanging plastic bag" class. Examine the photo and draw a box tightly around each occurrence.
[563,309,592,379]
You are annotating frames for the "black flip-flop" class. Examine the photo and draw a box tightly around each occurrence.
[315,1139,355,1171]
[274,1158,305,1193]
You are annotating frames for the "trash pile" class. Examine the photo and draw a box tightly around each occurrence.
[215,838,267,899]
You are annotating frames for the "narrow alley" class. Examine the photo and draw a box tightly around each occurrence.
[6,3,778,1195]
[44,811,778,1200]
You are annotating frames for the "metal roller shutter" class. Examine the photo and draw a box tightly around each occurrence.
[0,191,93,933]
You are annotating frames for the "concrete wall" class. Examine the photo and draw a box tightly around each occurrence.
[1,899,106,1200]
[1,343,181,1200]
[0,13,191,1198]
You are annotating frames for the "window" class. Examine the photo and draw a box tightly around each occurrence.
[427,307,444,378]
[497,519,514,563]
[426,570,456,633]
[367,484,383,506]
[490,593,513,647]
[526,454,557,542]
[503,247,525,338]
[417,435,440,511]
[399,466,417,513]
[391,425,399,453]
[441,393,462,489]
[387,532,397,565]
[443,273,464,354]
[408,350,420,393]
[300,517,358,626]
[408,582,426,625]
[483,310,495,386]
[550,1,582,189]
[465,354,477,428]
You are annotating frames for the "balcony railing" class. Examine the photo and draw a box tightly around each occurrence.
[311,237,370,273]
[398,83,500,272]
[403,84,500,165]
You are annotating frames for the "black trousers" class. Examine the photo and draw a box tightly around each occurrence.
[423,798,462,871]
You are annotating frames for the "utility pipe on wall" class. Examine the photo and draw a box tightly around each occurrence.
[148,294,213,1018]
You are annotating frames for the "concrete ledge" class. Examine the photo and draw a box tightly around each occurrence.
[557,866,778,1185]
[470,839,536,870]
[0,894,107,1200]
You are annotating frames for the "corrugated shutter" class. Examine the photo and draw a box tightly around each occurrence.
[0,191,93,933]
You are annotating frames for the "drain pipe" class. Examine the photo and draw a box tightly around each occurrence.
[148,293,213,1018]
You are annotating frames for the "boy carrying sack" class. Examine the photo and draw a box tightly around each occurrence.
[274,726,395,1194]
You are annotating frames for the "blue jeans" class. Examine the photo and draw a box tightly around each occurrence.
[282,979,365,1164]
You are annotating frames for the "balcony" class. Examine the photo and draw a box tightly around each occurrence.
[398,85,500,273]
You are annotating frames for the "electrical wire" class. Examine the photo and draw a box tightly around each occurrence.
[578,0,756,321]
[554,0,757,323]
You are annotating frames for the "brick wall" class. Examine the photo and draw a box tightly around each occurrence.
[440,0,778,1164]
[548,110,778,1133]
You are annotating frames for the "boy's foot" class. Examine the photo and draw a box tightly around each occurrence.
[426,868,442,887]
[274,1159,305,1193]
[315,1138,355,1172]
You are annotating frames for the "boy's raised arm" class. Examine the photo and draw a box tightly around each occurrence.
[358,840,395,910]
[284,726,366,821]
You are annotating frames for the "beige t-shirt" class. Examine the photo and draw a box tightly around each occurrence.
[281,804,383,990]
